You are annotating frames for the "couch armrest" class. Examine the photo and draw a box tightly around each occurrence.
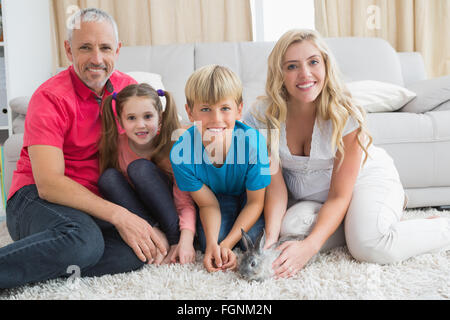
[4,133,24,198]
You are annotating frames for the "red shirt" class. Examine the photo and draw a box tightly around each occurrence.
[8,66,136,200]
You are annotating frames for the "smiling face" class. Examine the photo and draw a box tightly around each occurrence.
[282,40,326,107]
[185,97,243,147]
[120,96,160,151]
[64,20,121,96]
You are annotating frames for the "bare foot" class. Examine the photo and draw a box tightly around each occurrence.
[162,245,177,265]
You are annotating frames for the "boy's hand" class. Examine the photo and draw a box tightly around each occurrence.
[204,244,223,272]
[204,244,237,272]
[219,246,237,271]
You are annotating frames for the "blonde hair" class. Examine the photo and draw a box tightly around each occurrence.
[257,29,372,167]
[185,64,243,109]
[99,83,180,174]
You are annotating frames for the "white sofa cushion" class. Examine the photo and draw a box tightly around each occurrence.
[9,96,30,115]
[434,101,450,112]
[117,44,195,122]
[400,75,450,113]
[346,80,416,113]
[326,37,405,86]
[367,110,450,189]
[126,71,167,111]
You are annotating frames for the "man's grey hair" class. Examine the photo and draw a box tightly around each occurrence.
[67,8,119,45]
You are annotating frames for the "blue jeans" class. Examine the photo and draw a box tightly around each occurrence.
[196,193,265,252]
[98,159,180,245]
[0,185,147,289]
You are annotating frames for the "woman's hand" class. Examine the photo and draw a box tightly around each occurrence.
[263,233,279,250]
[272,239,318,278]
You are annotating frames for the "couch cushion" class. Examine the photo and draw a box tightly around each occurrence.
[193,38,406,117]
[9,96,30,115]
[12,115,25,134]
[400,75,450,113]
[346,80,416,113]
[367,110,450,189]
[4,133,24,197]
[117,38,405,122]
[125,71,167,110]
[117,44,195,122]
[194,41,273,117]
[434,100,450,112]
[397,52,427,86]
[326,37,404,86]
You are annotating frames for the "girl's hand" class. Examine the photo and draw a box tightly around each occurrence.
[169,241,196,264]
[272,239,318,278]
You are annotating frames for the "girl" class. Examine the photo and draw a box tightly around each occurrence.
[98,83,196,265]
[243,29,450,278]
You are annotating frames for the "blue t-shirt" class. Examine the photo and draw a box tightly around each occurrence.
[170,120,271,195]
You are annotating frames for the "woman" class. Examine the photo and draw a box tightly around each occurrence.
[243,29,450,279]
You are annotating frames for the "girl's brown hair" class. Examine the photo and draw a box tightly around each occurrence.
[98,83,180,174]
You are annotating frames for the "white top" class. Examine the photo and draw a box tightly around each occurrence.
[242,101,394,203]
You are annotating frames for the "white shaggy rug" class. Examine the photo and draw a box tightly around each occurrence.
[0,208,449,300]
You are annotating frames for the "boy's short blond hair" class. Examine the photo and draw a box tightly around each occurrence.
[185,64,243,109]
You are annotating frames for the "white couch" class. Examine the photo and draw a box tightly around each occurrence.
[4,37,450,208]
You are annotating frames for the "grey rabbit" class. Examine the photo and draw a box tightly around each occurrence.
[238,228,308,282]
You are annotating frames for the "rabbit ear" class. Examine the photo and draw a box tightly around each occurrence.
[241,228,254,252]
[254,229,266,253]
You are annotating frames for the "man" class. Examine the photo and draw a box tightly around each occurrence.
[0,8,166,289]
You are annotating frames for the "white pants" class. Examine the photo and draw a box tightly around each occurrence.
[281,157,450,264]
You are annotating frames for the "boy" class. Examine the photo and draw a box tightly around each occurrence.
[170,65,271,272]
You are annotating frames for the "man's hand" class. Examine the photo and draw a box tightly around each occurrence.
[113,210,167,263]
[28,145,169,264]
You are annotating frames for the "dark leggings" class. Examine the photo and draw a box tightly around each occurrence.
[97,159,180,245]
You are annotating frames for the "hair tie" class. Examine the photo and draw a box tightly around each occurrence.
[157,89,167,111]
[112,92,118,100]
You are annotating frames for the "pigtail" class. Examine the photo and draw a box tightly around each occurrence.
[98,95,121,174]
[151,90,180,165]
